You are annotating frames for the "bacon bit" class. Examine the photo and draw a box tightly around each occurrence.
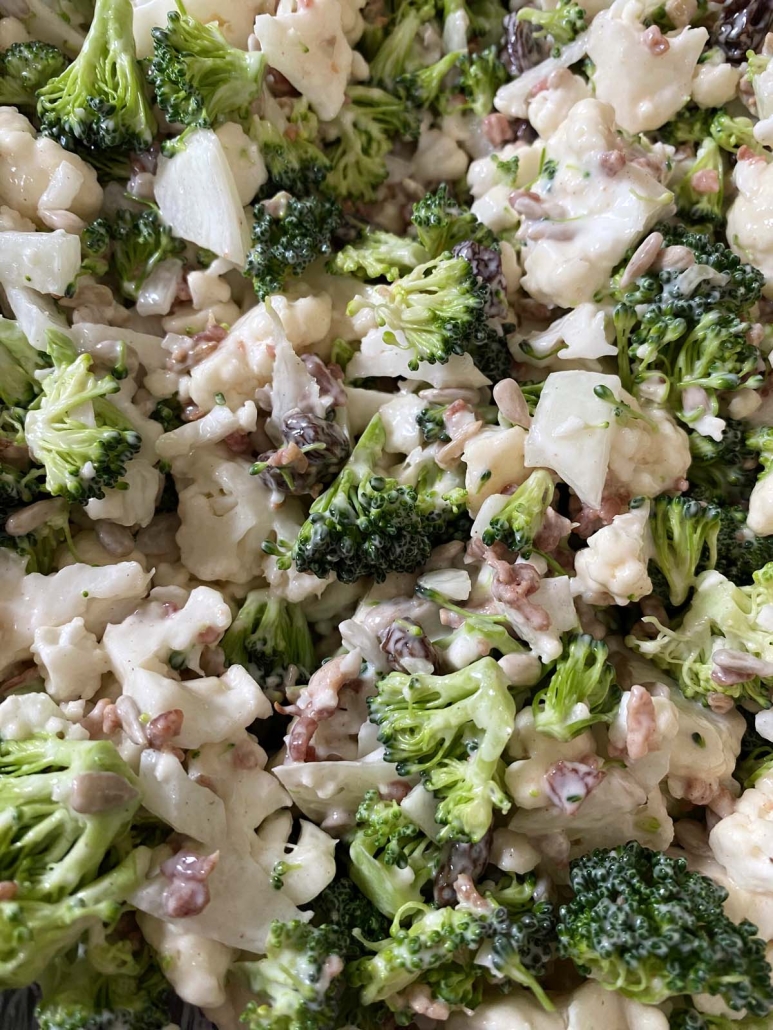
[569,490,630,539]
[0,882,18,901]
[224,431,253,454]
[642,24,670,53]
[625,685,657,761]
[197,625,221,645]
[534,507,571,555]
[544,756,604,814]
[670,776,719,806]
[146,709,184,749]
[166,324,227,374]
[453,873,493,913]
[599,150,626,176]
[102,703,122,736]
[483,113,516,147]
[161,850,219,918]
[485,545,550,630]
[738,144,766,163]
[691,169,720,194]
[280,651,362,763]
[232,738,261,770]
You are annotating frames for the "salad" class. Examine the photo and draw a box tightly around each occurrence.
[2,0,773,1025]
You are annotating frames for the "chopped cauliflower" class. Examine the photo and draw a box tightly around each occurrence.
[691,57,741,109]
[84,458,162,528]
[463,426,529,514]
[572,503,653,606]
[710,772,773,894]
[0,692,89,741]
[520,304,616,365]
[31,618,110,702]
[664,684,746,796]
[137,914,235,1009]
[527,69,592,139]
[607,402,691,497]
[748,474,773,536]
[467,141,542,234]
[727,157,773,299]
[252,811,337,904]
[215,122,267,205]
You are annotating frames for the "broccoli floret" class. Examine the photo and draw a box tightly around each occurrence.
[480,469,554,554]
[0,41,68,106]
[532,633,620,741]
[252,103,329,196]
[36,0,155,152]
[630,562,773,706]
[246,193,343,301]
[0,317,49,410]
[347,255,491,370]
[77,147,133,185]
[713,506,773,586]
[368,657,515,842]
[748,424,773,479]
[658,104,716,146]
[240,920,350,1030]
[92,207,185,302]
[395,50,461,109]
[669,1005,771,1029]
[676,137,724,225]
[325,85,418,203]
[24,329,141,504]
[36,934,170,1030]
[0,464,46,522]
[688,418,760,505]
[456,45,508,117]
[149,2,266,128]
[410,184,497,258]
[311,876,390,945]
[442,0,511,46]
[348,791,439,918]
[288,414,450,583]
[0,736,149,989]
[329,229,429,281]
[149,395,184,433]
[516,0,586,44]
[710,110,763,154]
[221,588,316,694]
[674,310,761,421]
[648,495,720,606]
[559,842,773,1014]
[368,0,436,87]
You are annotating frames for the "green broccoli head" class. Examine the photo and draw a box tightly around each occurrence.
[368,657,515,842]
[747,424,773,479]
[713,505,773,587]
[329,229,429,282]
[93,207,185,302]
[659,104,716,146]
[676,137,724,226]
[347,254,491,370]
[395,50,462,109]
[457,46,508,117]
[24,330,141,504]
[252,105,330,196]
[416,400,497,444]
[348,790,439,918]
[36,0,155,152]
[410,184,497,259]
[221,588,316,693]
[149,3,266,128]
[710,110,764,154]
[688,418,760,505]
[674,310,761,420]
[246,193,343,301]
[0,41,69,106]
[647,495,720,606]
[559,842,773,1014]
[368,0,436,87]
[0,464,46,523]
[0,735,149,989]
[480,469,554,554]
[532,633,620,741]
[0,317,49,410]
[240,920,350,1030]
[516,0,586,43]
[311,875,390,946]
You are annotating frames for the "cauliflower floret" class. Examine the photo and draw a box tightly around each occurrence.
[156,402,257,461]
[215,122,267,205]
[463,426,529,514]
[691,58,741,109]
[467,141,542,234]
[346,325,491,388]
[138,748,229,846]
[186,266,232,312]
[137,914,235,1009]
[607,403,691,497]
[505,708,597,810]
[410,127,469,184]
[31,618,110,702]
[0,16,30,47]
[665,684,746,796]
[748,474,773,536]
[252,811,337,905]
[0,108,102,230]
[517,100,674,309]
[0,204,35,231]
[527,69,592,139]
[709,772,773,894]
[0,692,89,741]
[253,0,352,121]
[84,458,163,528]
[520,304,616,364]
[572,503,653,606]
[727,156,773,300]
[682,847,773,942]
[587,3,707,132]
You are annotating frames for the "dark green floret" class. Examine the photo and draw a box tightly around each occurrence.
[647,495,720,606]
[36,0,155,152]
[736,710,773,789]
[410,184,496,258]
[0,41,69,106]
[0,496,72,575]
[659,104,716,145]
[368,657,515,842]
[90,207,185,302]
[688,418,759,505]
[558,842,773,1014]
[456,46,508,117]
[516,0,586,43]
[252,102,329,195]
[480,469,554,554]
[532,634,620,741]
[395,50,461,109]
[713,505,773,586]
[246,193,343,300]
[416,401,497,444]
[0,464,46,523]
[311,876,390,945]
[149,1,266,128]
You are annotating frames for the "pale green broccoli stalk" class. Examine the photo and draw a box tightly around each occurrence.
[149,1,267,128]
[648,495,720,606]
[630,562,773,706]
[252,101,329,195]
[369,0,436,87]
[368,657,515,842]
[395,50,461,108]
[0,317,48,409]
[516,0,586,43]
[410,184,496,259]
[346,255,491,370]
[221,588,316,693]
[676,137,724,225]
[24,329,141,504]
[0,736,149,989]
[0,41,69,107]
[348,791,439,918]
[480,469,554,555]
[329,229,429,281]
[36,0,155,152]
[532,634,620,741]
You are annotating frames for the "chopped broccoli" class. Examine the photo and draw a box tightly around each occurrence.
[688,418,759,505]
[669,1005,771,1029]
[0,464,46,523]
[36,0,155,152]
[0,735,149,989]
[516,0,586,44]
[329,229,429,282]
[713,506,773,587]
[647,495,720,606]
[558,842,773,1014]
[710,110,764,154]
[368,0,436,87]
[748,424,773,480]
[90,207,185,302]
[659,104,717,146]
[0,317,48,410]
[630,562,773,706]
[348,790,439,917]
[246,193,343,301]
[24,329,141,504]
[149,2,266,128]
[410,184,497,259]
[347,255,491,370]
[532,633,620,741]
[1,496,72,575]
[0,41,69,106]
[395,49,461,109]
[311,876,390,945]
[221,588,316,693]
[368,657,515,842]
[457,46,508,117]
[443,0,511,46]
[676,137,724,225]
[149,395,184,434]
[417,581,530,666]
[480,469,554,554]
[252,102,329,195]
[325,86,419,203]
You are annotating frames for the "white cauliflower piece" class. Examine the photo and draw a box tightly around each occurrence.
[683,848,773,942]
[84,459,162,528]
[727,157,773,299]
[215,122,267,205]
[748,474,773,536]
[505,707,596,810]
[0,205,35,231]
[0,107,102,229]
[411,127,469,184]
[467,141,543,234]
[137,914,235,1010]
[710,773,773,894]
[691,58,741,109]
[464,426,529,514]
[521,304,616,364]
[564,981,669,1030]
[31,618,110,702]
[527,69,591,139]
[588,4,707,132]
[607,403,691,497]
[253,0,352,121]
[272,756,402,822]
[253,811,337,905]
[0,16,30,47]
[379,393,426,454]
[138,749,228,847]
[572,503,653,606]
[346,326,491,388]
[517,100,674,308]
[0,692,88,740]
[495,33,590,120]
[665,684,746,795]
[156,402,257,461]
